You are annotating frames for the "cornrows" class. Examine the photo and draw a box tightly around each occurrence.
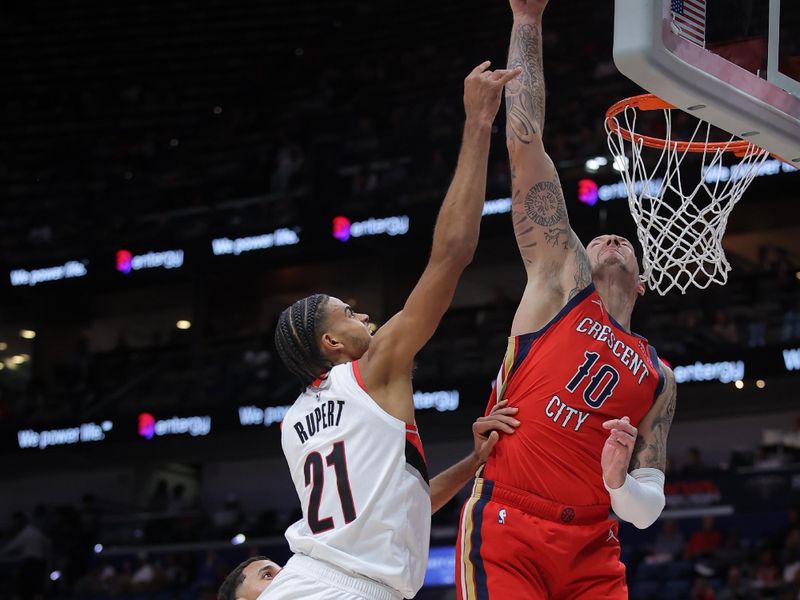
[275,294,332,386]
[217,556,268,600]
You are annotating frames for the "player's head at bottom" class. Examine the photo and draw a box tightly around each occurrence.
[218,556,282,600]
[275,294,373,386]
[586,234,646,298]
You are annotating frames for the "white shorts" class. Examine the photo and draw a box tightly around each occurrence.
[261,554,403,600]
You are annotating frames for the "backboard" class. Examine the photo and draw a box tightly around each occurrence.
[613,0,800,163]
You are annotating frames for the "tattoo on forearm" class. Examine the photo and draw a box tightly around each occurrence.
[505,22,546,144]
[518,225,535,237]
[630,437,647,470]
[630,371,677,471]
[524,180,565,227]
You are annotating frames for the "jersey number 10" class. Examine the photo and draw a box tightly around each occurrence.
[304,441,357,533]
[566,351,620,409]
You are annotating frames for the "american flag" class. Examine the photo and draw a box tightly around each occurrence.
[671,0,707,47]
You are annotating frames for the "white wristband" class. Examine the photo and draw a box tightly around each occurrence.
[604,468,665,529]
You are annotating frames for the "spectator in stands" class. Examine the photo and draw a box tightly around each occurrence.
[782,529,800,586]
[269,141,304,194]
[690,577,716,600]
[74,561,118,597]
[148,479,170,513]
[129,553,158,593]
[717,566,755,600]
[713,531,747,572]
[687,516,723,559]
[163,553,191,591]
[193,549,228,597]
[2,511,51,600]
[647,518,686,563]
[167,483,192,515]
[682,447,709,476]
[211,494,244,537]
[752,550,781,593]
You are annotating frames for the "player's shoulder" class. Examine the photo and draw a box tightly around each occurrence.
[657,359,674,381]
[656,359,676,400]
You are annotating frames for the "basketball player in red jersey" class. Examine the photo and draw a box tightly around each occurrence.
[455,1,678,598]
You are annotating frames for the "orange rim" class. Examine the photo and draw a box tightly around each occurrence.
[606,94,757,157]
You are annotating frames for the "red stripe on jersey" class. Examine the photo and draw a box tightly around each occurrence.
[406,428,426,463]
[352,361,367,392]
[310,372,329,388]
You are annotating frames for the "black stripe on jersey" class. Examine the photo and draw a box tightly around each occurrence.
[511,283,596,378]
[405,441,430,485]
[470,479,494,600]
[650,346,666,404]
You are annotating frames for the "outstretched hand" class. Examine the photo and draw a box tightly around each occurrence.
[601,416,638,489]
[472,400,520,463]
[509,0,549,20]
[464,61,522,126]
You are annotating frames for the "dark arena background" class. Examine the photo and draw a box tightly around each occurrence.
[1,0,800,599]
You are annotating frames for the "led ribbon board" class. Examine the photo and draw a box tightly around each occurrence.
[9,260,88,287]
[211,228,300,256]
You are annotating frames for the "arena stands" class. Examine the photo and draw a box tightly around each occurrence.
[1,0,799,598]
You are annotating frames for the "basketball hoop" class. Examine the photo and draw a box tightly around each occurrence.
[605,94,770,295]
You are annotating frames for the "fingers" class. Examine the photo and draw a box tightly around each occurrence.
[494,409,519,419]
[474,414,518,435]
[488,400,518,415]
[608,429,636,448]
[602,416,637,452]
[491,67,523,85]
[488,400,518,417]
[602,416,637,437]
[483,430,500,453]
[490,407,519,418]
[470,60,492,75]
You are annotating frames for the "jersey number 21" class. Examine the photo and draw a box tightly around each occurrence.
[304,441,357,533]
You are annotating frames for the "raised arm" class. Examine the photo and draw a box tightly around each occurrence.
[361,63,520,412]
[505,0,592,336]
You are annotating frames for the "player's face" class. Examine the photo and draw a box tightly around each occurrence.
[321,297,372,360]
[586,234,640,278]
[236,559,282,599]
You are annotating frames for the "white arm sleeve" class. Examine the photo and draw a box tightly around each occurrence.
[604,467,665,529]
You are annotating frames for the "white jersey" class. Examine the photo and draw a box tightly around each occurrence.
[281,361,431,599]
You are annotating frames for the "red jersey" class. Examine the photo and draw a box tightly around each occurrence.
[482,283,665,507]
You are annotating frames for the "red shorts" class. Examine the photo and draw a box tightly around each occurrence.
[456,478,628,600]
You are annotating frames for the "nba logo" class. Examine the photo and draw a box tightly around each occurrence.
[498,508,507,524]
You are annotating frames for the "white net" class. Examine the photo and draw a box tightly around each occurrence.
[606,103,770,295]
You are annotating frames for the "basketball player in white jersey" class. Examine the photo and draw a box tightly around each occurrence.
[270,62,523,600]
[217,402,520,600]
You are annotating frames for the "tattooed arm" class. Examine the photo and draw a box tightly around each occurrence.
[629,364,677,472]
[504,0,591,337]
[598,363,674,528]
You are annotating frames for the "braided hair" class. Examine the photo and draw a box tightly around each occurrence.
[274,294,333,386]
